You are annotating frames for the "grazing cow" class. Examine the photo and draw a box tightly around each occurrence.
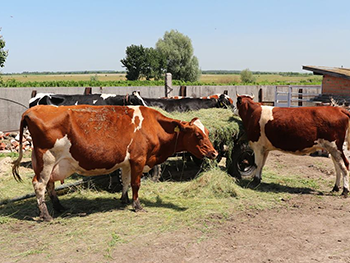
[29,91,146,108]
[143,93,234,112]
[12,105,218,221]
[236,95,350,196]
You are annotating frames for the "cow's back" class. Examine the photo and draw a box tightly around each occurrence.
[24,105,151,171]
[264,106,349,152]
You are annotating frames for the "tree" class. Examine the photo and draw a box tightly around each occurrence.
[143,47,166,80]
[240,68,256,83]
[156,30,200,82]
[0,28,8,68]
[120,45,147,80]
[121,45,166,80]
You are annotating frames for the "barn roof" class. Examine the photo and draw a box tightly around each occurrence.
[303,65,350,80]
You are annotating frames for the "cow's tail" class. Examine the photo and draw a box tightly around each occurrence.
[342,109,350,151]
[12,116,27,182]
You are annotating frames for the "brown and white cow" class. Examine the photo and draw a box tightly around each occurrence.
[236,95,350,196]
[12,105,218,221]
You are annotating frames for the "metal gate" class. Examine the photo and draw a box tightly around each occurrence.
[275,85,321,107]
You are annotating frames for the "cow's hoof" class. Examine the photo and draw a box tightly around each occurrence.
[53,203,66,213]
[40,214,53,222]
[332,185,340,192]
[132,200,146,212]
[251,177,261,187]
[120,194,130,204]
[341,188,349,198]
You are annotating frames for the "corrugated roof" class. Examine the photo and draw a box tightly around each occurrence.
[303,65,350,80]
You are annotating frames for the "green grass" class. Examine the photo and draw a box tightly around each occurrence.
[0,154,334,262]
[0,73,322,87]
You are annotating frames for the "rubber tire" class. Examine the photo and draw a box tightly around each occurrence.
[226,144,256,179]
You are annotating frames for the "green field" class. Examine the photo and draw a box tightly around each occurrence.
[0,72,322,87]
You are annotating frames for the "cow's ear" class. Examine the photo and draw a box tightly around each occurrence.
[189,117,199,126]
[172,120,185,133]
[237,97,242,105]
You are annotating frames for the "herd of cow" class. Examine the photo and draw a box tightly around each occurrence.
[11,91,350,221]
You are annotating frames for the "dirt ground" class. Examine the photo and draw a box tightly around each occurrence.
[105,151,350,263]
[2,151,350,262]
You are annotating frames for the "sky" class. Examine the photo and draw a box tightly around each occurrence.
[0,0,350,73]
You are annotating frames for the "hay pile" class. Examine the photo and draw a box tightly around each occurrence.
[155,107,244,161]
[179,167,241,198]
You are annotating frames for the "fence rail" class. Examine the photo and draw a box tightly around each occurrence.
[275,85,321,107]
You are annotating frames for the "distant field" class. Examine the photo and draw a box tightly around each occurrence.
[1,73,322,85]
[200,74,322,84]
[1,73,127,82]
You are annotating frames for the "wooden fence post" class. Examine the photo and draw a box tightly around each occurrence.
[84,87,92,95]
[164,73,173,97]
[179,86,187,97]
[31,90,37,98]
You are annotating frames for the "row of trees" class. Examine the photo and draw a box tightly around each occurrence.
[121,30,201,82]
[0,28,261,84]
[0,28,8,69]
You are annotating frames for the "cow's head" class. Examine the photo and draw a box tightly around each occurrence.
[218,93,234,109]
[128,91,147,106]
[176,118,218,160]
[236,94,258,121]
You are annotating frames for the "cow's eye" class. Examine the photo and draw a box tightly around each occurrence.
[195,132,203,139]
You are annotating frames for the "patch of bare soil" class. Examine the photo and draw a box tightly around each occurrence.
[2,152,350,263]
[109,151,350,263]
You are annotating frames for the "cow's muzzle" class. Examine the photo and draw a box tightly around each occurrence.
[206,150,218,160]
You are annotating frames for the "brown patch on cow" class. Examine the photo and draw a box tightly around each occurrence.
[236,96,262,142]
[265,106,348,152]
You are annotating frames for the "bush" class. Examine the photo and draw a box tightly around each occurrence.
[240,68,256,83]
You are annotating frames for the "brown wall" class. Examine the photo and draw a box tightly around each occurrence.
[322,75,350,95]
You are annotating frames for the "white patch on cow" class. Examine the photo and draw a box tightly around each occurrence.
[100,94,115,100]
[252,106,275,151]
[129,106,144,132]
[75,101,78,105]
[42,134,131,182]
[29,93,53,105]
[133,92,147,106]
[193,119,205,134]
[93,100,97,104]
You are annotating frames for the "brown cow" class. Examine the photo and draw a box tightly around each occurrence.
[12,105,218,221]
[236,95,350,196]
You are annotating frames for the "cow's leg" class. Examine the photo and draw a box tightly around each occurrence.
[120,167,131,204]
[46,181,65,212]
[130,162,145,212]
[32,175,52,221]
[325,143,349,196]
[31,150,53,221]
[251,147,269,185]
[331,156,341,192]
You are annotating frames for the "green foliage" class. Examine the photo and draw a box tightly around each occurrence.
[0,78,165,87]
[120,45,166,80]
[0,28,8,68]
[240,68,256,83]
[120,44,147,80]
[156,30,201,82]
[89,74,99,82]
[143,47,166,80]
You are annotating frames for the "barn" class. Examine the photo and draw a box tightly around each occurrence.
[303,65,350,105]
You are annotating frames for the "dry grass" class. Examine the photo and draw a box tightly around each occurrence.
[2,73,322,84]
[2,73,127,82]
